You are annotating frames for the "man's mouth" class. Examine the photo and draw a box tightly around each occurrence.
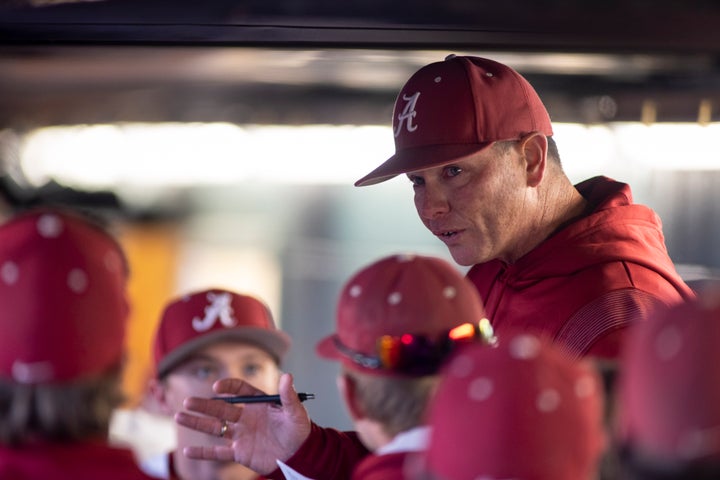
[439,230,458,238]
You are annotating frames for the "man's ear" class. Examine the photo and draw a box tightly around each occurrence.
[146,377,174,416]
[519,132,547,187]
[337,373,366,421]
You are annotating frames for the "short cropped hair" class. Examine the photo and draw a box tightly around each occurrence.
[494,135,562,167]
[342,368,437,438]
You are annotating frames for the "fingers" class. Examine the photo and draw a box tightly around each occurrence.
[182,445,236,462]
[214,377,266,396]
[183,396,244,422]
[175,411,217,435]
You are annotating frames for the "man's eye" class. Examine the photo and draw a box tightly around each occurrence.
[446,166,462,177]
[242,363,262,377]
[408,175,424,186]
[189,364,218,381]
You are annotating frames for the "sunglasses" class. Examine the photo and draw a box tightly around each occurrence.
[333,318,496,374]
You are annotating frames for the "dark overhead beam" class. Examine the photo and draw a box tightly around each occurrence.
[2,0,720,54]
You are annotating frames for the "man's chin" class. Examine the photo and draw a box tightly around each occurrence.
[447,248,477,267]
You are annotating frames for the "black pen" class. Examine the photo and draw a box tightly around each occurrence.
[213,392,315,405]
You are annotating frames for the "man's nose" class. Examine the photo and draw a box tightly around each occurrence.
[416,186,450,219]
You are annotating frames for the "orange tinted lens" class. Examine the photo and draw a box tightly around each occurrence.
[378,335,403,368]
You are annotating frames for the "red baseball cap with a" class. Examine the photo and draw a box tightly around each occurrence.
[617,293,720,464]
[315,254,489,376]
[0,208,129,384]
[153,288,291,377]
[423,332,606,480]
[355,55,553,186]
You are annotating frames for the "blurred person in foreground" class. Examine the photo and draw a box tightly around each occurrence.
[415,330,606,480]
[177,254,494,479]
[616,287,720,479]
[0,208,156,480]
[145,288,291,480]
[353,54,694,360]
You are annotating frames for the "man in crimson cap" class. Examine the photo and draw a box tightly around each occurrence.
[173,55,694,479]
[144,288,291,480]
[615,288,720,479]
[176,254,495,479]
[0,208,156,480]
[355,54,693,360]
[417,331,606,480]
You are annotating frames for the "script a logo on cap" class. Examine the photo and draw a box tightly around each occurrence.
[192,291,237,332]
[394,92,420,138]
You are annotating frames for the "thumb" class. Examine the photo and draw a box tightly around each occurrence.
[278,372,299,408]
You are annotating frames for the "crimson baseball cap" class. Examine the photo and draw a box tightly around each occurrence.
[153,288,291,377]
[315,254,488,376]
[355,55,553,186]
[424,332,606,480]
[0,208,130,384]
[617,293,720,463]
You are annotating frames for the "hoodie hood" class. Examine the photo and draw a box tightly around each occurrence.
[509,176,682,289]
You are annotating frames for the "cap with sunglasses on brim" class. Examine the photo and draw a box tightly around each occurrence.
[315,254,494,377]
[153,288,291,378]
[355,54,553,187]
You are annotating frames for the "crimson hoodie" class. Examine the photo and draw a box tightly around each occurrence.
[268,176,696,480]
[0,440,156,480]
[467,176,695,359]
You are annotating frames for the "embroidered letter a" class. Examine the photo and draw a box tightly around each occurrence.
[192,292,237,331]
[394,92,420,138]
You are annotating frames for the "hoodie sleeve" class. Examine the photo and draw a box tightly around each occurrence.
[265,422,370,480]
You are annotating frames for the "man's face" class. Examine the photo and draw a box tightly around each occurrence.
[407,142,530,266]
[152,340,281,480]
[160,340,281,414]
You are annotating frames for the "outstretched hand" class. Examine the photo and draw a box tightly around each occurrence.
[174,372,312,475]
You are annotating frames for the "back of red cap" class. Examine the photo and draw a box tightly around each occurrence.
[618,294,720,464]
[0,208,129,384]
[425,332,605,480]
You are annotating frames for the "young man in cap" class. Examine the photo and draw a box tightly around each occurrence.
[615,289,720,479]
[355,54,693,360]
[145,288,291,480]
[313,254,493,479]
[176,254,494,479]
[0,208,156,480]
[417,331,606,480]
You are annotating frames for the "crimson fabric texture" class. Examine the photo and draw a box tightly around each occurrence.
[355,55,552,186]
[0,441,156,480]
[350,451,413,480]
[425,332,605,480]
[466,176,695,359]
[265,423,369,480]
[153,288,291,376]
[0,209,129,384]
[315,253,487,376]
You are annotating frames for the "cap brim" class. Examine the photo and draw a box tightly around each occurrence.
[354,142,493,187]
[157,328,292,377]
[315,334,342,361]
